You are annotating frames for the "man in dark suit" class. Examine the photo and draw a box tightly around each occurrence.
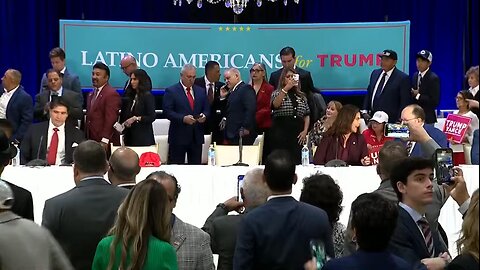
[163,64,210,164]
[220,68,256,145]
[411,50,440,124]
[1,69,33,143]
[269,46,318,127]
[42,140,129,270]
[401,104,448,158]
[363,49,411,123]
[194,61,226,143]
[233,150,334,269]
[107,147,140,189]
[202,168,270,270]
[34,69,83,124]
[120,55,152,91]
[0,129,34,220]
[20,98,85,165]
[39,47,83,104]
[389,157,450,270]
[85,62,121,151]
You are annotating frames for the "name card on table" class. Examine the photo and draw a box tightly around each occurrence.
[443,114,472,143]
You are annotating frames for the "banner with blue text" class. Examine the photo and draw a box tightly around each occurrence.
[60,20,410,92]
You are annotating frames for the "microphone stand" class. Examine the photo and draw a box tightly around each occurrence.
[231,129,248,166]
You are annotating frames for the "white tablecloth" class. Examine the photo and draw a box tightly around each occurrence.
[3,164,478,256]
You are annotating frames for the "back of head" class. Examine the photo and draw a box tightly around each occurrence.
[377,141,408,179]
[351,192,398,252]
[300,174,343,225]
[264,150,296,192]
[145,171,181,201]
[242,168,270,209]
[0,119,13,140]
[108,179,171,270]
[0,129,16,169]
[390,157,434,202]
[73,140,108,175]
[109,147,140,184]
[457,188,479,261]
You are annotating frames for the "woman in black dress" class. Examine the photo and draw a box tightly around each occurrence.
[121,69,156,146]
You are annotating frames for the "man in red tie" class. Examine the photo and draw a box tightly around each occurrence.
[163,64,210,164]
[20,98,85,165]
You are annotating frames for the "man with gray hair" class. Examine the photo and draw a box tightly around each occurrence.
[202,168,271,270]
[0,180,74,269]
[219,68,257,145]
[163,64,210,164]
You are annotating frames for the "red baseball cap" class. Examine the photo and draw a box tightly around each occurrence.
[139,152,161,167]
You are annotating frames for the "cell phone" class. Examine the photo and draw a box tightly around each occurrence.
[237,175,245,202]
[384,123,410,138]
[293,74,300,81]
[434,148,454,185]
[309,239,327,269]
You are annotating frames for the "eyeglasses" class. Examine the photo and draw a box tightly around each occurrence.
[120,63,133,70]
[250,68,264,73]
[401,117,418,122]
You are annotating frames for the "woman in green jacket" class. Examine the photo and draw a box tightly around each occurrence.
[92,179,178,270]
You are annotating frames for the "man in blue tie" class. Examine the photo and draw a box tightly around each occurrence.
[362,49,411,123]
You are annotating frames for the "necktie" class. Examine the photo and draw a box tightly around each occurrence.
[207,83,214,104]
[47,127,59,165]
[372,72,387,110]
[417,217,434,257]
[91,88,99,107]
[186,87,194,110]
[418,74,423,89]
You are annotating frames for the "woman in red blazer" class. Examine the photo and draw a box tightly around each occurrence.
[250,62,274,161]
[313,104,370,166]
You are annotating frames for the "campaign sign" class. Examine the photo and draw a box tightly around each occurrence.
[368,144,382,165]
[443,114,472,143]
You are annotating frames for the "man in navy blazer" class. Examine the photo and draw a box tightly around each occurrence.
[233,150,334,270]
[1,69,33,143]
[401,105,448,158]
[163,64,210,164]
[411,50,440,124]
[389,157,450,270]
[221,68,256,145]
[363,49,411,123]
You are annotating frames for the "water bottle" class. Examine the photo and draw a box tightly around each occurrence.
[208,145,216,166]
[301,144,309,166]
[12,143,20,166]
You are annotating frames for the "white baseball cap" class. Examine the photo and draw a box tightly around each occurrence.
[0,180,14,210]
[370,111,389,124]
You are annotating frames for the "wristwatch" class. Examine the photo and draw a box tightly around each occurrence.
[217,203,228,211]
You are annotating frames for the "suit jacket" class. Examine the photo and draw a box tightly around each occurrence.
[120,91,156,146]
[42,177,129,270]
[255,81,274,130]
[194,77,226,135]
[163,82,210,146]
[33,88,83,124]
[225,82,257,141]
[5,85,33,142]
[171,215,215,270]
[388,206,447,270]
[2,179,34,220]
[202,206,244,270]
[363,67,411,123]
[20,121,85,165]
[472,129,479,165]
[323,250,410,270]
[313,133,369,166]
[233,197,334,270]
[40,68,83,103]
[410,124,448,158]
[412,69,440,124]
[85,83,121,145]
[447,253,479,270]
[269,67,315,95]
[0,212,74,270]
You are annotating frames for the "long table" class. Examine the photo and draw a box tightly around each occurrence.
[3,164,478,256]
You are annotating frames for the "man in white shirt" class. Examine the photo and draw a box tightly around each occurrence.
[0,69,33,143]
[20,98,85,165]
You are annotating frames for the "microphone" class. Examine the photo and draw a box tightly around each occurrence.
[231,128,248,167]
[26,135,49,167]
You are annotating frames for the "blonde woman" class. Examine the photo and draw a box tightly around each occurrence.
[448,189,479,270]
[92,180,178,270]
[309,100,343,146]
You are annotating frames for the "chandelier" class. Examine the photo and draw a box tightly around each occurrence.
[173,0,300,14]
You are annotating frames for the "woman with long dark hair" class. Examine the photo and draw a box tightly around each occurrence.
[92,180,177,270]
[120,69,156,146]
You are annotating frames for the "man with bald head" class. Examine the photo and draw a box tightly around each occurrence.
[0,69,33,143]
[202,168,270,270]
[220,68,257,145]
[108,147,140,189]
